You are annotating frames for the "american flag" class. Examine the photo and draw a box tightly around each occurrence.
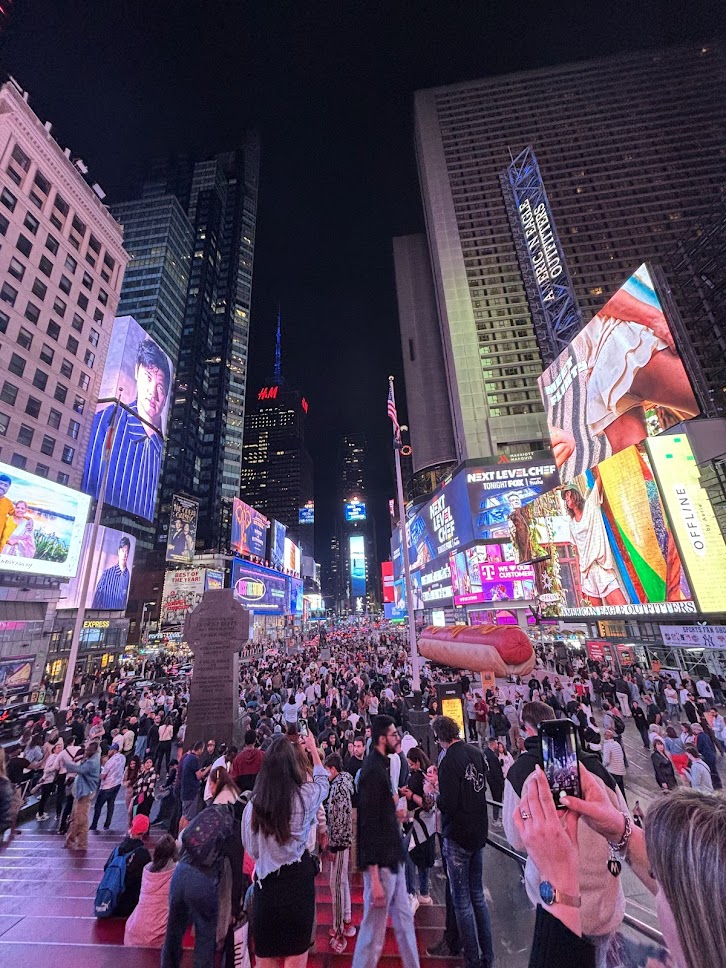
[387,381,401,446]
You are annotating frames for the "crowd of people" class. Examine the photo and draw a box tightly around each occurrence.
[0,625,724,968]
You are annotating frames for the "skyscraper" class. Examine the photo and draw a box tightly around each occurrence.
[414,43,726,461]
[150,138,261,552]
[337,433,378,611]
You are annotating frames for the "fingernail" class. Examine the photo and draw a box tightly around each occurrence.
[560,794,569,802]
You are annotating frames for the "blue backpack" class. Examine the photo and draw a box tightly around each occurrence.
[94,846,139,918]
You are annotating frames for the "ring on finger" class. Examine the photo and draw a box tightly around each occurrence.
[520,809,530,820]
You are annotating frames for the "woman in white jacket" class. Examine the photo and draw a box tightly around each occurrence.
[35,738,64,821]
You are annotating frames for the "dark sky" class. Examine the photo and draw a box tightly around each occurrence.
[1,0,723,573]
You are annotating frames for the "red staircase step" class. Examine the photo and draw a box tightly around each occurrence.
[0,942,194,967]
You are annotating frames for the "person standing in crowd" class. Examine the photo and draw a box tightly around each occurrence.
[400,747,436,907]
[34,738,64,821]
[155,716,174,776]
[124,833,178,948]
[433,715,494,968]
[179,740,205,822]
[651,738,678,791]
[602,729,627,801]
[325,752,357,953]
[242,732,329,968]
[90,745,125,831]
[232,730,264,793]
[684,744,713,792]
[484,737,505,825]
[0,748,14,843]
[691,723,722,789]
[132,755,158,818]
[64,741,101,851]
[352,715,420,968]
[631,701,650,749]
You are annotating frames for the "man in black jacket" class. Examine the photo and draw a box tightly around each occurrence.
[483,738,505,824]
[433,715,494,968]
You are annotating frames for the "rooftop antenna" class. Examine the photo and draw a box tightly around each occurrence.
[273,305,282,385]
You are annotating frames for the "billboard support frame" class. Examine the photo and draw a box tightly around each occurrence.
[60,401,119,711]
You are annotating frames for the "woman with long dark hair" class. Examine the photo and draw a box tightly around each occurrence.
[242,731,329,968]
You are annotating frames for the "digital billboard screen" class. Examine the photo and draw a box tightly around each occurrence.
[231,559,289,614]
[231,498,269,558]
[345,500,366,522]
[205,570,224,592]
[420,556,454,606]
[165,495,199,564]
[82,316,174,523]
[538,264,699,485]
[0,657,34,695]
[284,537,301,577]
[381,561,395,603]
[349,534,366,597]
[509,444,698,619]
[0,461,90,579]
[269,519,286,569]
[465,454,558,542]
[60,525,136,610]
[647,434,726,614]
[289,576,304,616]
[449,544,536,606]
[160,568,208,630]
[298,502,314,525]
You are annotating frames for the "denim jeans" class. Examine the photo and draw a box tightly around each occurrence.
[405,851,430,895]
[90,785,120,829]
[442,838,494,968]
[351,864,419,968]
[161,861,218,968]
[135,735,148,759]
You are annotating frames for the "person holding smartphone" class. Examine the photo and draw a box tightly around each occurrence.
[502,701,627,956]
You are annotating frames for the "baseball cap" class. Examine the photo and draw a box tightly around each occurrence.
[130,815,150,837]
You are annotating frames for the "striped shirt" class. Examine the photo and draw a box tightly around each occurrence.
[91,563,130,610]
[602,738,626,777]
[82,401,162,522]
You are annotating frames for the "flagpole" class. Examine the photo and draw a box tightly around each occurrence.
[389,376,421,694]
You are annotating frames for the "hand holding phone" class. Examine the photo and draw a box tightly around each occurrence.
[297,718,309,738]
[538,720,582,809]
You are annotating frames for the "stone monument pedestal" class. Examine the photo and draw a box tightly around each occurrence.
[183,588,250,750]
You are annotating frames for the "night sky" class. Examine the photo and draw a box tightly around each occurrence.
[1,1,723,575]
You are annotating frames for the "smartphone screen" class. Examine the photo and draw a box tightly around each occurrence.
[298,718,308,738]
[538,720,581,808]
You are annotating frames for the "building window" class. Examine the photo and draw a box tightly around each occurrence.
[32,369,48,392]
[0,213,8,236]
[25,396,41,418]
[40,344,54,365]
[60,358,73,379]
[39,255,53,277]
[24,302,40,325]
[88,328,99,347]
[88,233,101,255]
[85,252,96,269]
[0,282,18,306]
[77,293,89,311]
[56,472,69,485]
[17,327,33,350]
[0,311,7,334]
[8,257,25,281]
[67,419,80,440]
[78,373,90,391]
[72,395,85,414]
[72,214,86,237]
[65,253,77,274]
[10,453,27,469]
[53,296,67,318]
[46,320,61,341]
[8,354,26,378]
[93,308,104,323]
[82,271,93,291]
[40,435,55,456]
[32,278,47,300]
[34,169,51,195]
[61,445,75,465]
[35,463,49,478]
[54,383,68,404]
[47,409,61,430]
[54,192,69,216]
[23,212,39,235]
[0,382,18,406]
[71,313,84,333]
[98,289,109,306]
[0,187,17,212]
[11,144,30,172]
[104,251,115,271]
[45,233,60,255]
[16,424,34,447]
[66,335,79,354]
[0,413,9,436]
[84,350,95,368]
[16,233,32,257]
[59,274,72,295]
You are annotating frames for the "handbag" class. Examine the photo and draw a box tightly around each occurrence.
[232,917,251,968]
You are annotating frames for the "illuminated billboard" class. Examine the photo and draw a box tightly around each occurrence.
[381,561,395,603]
[538,265,699,484]
[0,461,90,579]
[269,519,286,569]
[449,544,536,606]
[60,525,136,610]
[231,559,289,614]
[284,537,301,577]
[647,434,726,614]
[289,576,304,616]
[349,534,366,597]
[160,568,208,630]
[420,556,453,606]
[345,500,366,522]
[0,657,34,694]
[465,454,558,542]
[509,444,697,619]
[205,570,224,591]
[165,495,199,564]
[82,316,174,522]
[231,498,269,558]
[298,502,314,525]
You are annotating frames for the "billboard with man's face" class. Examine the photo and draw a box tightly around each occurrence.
[539,265,699,484]
[81,316,174,523]
[165,495,199,564]
[0,461,90,579]
[60,524,136,610]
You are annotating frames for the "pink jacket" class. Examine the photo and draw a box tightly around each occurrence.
[123,863,175,947]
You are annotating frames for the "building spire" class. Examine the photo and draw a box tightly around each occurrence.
[274,305,282,385]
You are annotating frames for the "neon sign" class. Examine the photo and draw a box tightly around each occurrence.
[258,386,279,400]
[301,397,309,413]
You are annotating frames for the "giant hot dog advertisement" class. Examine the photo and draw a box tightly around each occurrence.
[418,623,536,676]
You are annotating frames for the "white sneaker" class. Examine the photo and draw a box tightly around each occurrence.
[409,893,420,916]
[36,813,48,821]
[417,893,433,906]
